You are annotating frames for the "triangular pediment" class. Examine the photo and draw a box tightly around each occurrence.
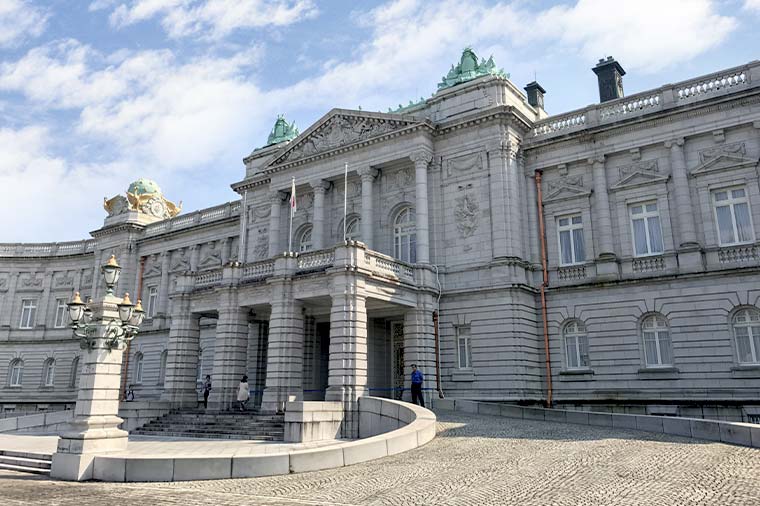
[691,153,758,176]
[265,109,423,168]
[611,170,669,191]
[544,185,591,203]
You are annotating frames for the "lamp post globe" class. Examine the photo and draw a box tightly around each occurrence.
[101,254,122,295]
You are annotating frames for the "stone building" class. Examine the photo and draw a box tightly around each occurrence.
[1,48,759,422]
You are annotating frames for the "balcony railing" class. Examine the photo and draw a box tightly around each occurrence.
[531,61,756,141]
[144,200,241,237]
[194,269,223,288]
[242,260,275,281]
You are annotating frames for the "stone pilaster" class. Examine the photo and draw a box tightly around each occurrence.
[238,190,249,264]
[157,250,171,316]
[38,271,54,331]
[189,245,200,272]
[402,294,436,406]
[590,155,618,279]
[666,138,702,272]
[207,286,249,411]
[310,180,329,250]
[411,149,433,264]
[161,286,201,408]
[221,237,231,265]
[487,141,509,258]
[526,172,541,267]
[261,272,304,413]
[507,144,524,259]
[357,166,378,249]
[325,272,367,438]
[269,190,283,257]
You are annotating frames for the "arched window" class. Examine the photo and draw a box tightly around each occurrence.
[69,356,80,388]
[298,226,313,252]
[158,350,168,386]
[344,216,360,241]
[732,308,760,365]
[42,358,55,387]
[9,359,24,387]
[196,349,203,383]
[642,314,672,367]
[563,320,589,369]
[393,207,416,263]
[134,352,144,384]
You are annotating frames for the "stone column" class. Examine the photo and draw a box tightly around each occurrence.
[208,288,249,411]
[507,145,524,259]
[325,272,367,438]
[402,295,436,406]
[310,180,329,250]
[411,150,433,264]
[666,138,698,248]
[238,190,249,264]
[487,140,511,258]
[269,190,283,257]
[161,283,201,408]
[590,156,615,257]
[189,245,200,272]
[157,251,171,316]
[357,166,378,249]
[50,294,129,481]
[261,277,304,413]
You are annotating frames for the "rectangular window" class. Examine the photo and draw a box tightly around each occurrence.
[630,202,664,256]
[19,299,37,329]
[713,187,754,246]
[147,286,158,318]
[54,298,68,328]
[456,326,472,369]
[557,215,585,266]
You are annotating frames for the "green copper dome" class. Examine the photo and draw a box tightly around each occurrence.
[128,178,162,195]
[266,115,299,146]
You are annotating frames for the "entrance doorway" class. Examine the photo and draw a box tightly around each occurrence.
[391,321,404,400]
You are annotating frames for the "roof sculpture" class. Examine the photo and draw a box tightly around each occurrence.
[267,115,299,146]
[437,47,508,90]
[104,178,182,220]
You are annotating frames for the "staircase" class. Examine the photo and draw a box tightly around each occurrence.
[132,410,285,441]
[0,450,52,475]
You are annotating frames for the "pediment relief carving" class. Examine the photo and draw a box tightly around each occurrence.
[445,152,483,178]
[691,142,757,176]
[268,112,418,166]
[544,176,590,203]
[611,161,668,191]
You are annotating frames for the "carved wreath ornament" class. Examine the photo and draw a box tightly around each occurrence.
[454,193,479,238]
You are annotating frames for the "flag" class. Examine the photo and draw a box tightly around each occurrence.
[290,177,297,217]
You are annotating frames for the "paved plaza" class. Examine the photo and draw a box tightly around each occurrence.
[1,410,759,505]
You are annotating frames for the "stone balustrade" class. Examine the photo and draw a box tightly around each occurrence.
[531,61,757,140]
[296,250,335,272]
[241,260,275,281]
[143,200,241,237]
[194,269,223,288]
[364,250,415,282]
[0,240,95,258]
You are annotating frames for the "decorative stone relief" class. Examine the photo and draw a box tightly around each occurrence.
[54,272,74,288]
[275,115,412,164]
[611,160,667,190]
[253,205,271,220]
[387,168,414,190]
[199,242,222,269]
[254,228,269,260]
[617,160,659,181]
[336,180,362,199]
[547,175,583,194]
[454,193,479,239]
[20,273,43,289]
[82,271,94,286]
[0,275,8,291]
[699,141,745,163]
[445,153,482,178]
[171,249,191,272]
[144,254,162,277]
[544,175,590,203]
[296,192,314,211]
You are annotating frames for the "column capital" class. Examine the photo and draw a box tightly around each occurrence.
[587,154,606,166]
[309,179,330,193]
[269,190,285,204]
[357,166,378,181]
[410,149,433,165]
[664,138,685,149]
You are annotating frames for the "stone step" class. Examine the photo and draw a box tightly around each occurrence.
[0,450,52,462]
[143,422,284,429]
[0,462,51,475]
[136,427,284,436]
[164,415,284,421]
[0,455,52,470]
[131,431,282,441]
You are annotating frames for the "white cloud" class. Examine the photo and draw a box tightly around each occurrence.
[108,0,318,39]
[744,0,760,11]
[0,0,48,48]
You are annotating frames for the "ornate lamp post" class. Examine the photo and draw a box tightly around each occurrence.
[51,255,146,481]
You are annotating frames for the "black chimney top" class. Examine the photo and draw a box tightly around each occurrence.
[524,81,546,110]
[592,56,626,103]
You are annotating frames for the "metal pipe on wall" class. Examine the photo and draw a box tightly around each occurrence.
[535,171,553,407]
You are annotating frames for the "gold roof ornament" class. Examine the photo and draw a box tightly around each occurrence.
[104,178,182,219]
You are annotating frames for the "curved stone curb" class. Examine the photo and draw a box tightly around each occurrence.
[91,397,436,482]
[432,398,760,449]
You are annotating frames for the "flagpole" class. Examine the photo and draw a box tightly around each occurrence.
[343,163,348,242]
[289,177,295,253]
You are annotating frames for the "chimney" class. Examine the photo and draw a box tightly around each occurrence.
[592,56,625,103]
[524,81,546,110]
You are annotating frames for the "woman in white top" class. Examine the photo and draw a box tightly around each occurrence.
[237,375,250,412]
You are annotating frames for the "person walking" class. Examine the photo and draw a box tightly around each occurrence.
[237,375,250,412]
[410,364,425,408]
[202,375,212,409]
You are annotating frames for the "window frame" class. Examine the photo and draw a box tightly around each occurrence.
[9,359,24,387]
[42,358,55,387]
[344,216,360,241]
[628,200,664,257]
[147,286,158,318]
[19,298,37,329]
[69,356,80,388]
[393,207,417,263]
[158,350,168,386]
[298,225,313,253]
[53,298,68,328]
[455,325,472,370]
[711,186,755,246]
[134,352,144,384]
[562,320,589,370]
[641,314,673,368]
[556,214,585,266]
[732,308,760,365]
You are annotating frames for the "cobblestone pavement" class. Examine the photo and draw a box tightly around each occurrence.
[2,410,759,506]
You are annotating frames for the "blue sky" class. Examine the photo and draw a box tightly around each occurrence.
[1,0,758,242]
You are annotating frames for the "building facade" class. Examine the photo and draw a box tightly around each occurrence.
[2,49,760,422]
